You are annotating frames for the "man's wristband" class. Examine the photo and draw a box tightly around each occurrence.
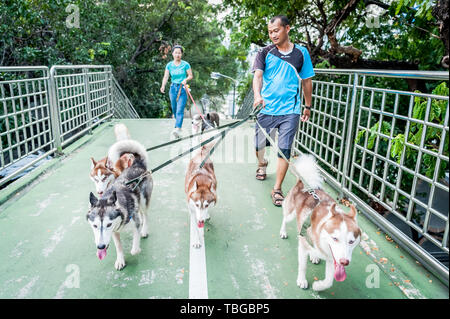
[304,106,311,110]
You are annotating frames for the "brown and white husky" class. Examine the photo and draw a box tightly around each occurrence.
[280,154,361,291]
[185,143,217,248]
[90,123,146,197]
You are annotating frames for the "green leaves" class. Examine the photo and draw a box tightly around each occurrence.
[391,134,405,163]
[355,120,392,149]
[392,81,448,178]
[1,0,242,117]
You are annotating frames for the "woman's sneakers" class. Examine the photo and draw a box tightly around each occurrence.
[172,127,182,139]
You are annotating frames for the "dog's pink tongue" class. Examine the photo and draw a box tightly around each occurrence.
[197,221,204,228]
[334,262,347,282]
[97,248,107,260]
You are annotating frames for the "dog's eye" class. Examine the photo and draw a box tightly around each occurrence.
[93,225,98,228]
[349,240,354,244]
[107,223,112,228]
[332,237,338,242]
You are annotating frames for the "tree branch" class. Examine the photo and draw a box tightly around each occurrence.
[129,0,181,64]
[324,0,363,62]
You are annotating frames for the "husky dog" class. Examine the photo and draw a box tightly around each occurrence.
[191,114,202,135]
[205,112,220,131]
[280,154,361,291]
[191,112,220,134]
[87,156,152,270]
[90,123,146,197]
[185,144,217,248]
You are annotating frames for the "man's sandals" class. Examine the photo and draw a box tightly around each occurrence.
[255,160,268,181]
[271,189,284,207]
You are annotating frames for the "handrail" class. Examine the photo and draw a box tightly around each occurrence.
[313,68,449,80]
[0,64,138,187]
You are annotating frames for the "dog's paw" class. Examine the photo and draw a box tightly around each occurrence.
[297,278,308,289]
[312,280,331,292]
[280,231,288,239]
[130,247,141,255]
[115,258,126,271]
[310,255,320,264]
[140,230,149,238]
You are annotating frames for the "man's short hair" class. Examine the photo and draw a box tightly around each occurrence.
[270,15,289,27]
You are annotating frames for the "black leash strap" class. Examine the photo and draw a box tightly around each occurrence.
[145,120,239,152]
[198,105,262,169]
[126,106,262,187]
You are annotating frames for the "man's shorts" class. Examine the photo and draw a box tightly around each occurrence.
[254,113,300,160]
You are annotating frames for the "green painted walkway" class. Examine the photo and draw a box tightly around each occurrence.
[0,119,447,299]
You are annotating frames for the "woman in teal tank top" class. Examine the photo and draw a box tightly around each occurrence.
[160,45,193,139]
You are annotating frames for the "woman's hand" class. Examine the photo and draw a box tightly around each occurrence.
[160,86,165,93]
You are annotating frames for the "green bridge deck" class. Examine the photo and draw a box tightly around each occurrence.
[0,119,447,299]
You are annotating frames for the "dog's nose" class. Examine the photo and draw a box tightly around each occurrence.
[97,244,106,250]
[339,258,349,266]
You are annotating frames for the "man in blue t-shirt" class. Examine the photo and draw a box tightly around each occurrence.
[252,15,314,207]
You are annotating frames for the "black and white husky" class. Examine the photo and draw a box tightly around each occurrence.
[87,157,152,270]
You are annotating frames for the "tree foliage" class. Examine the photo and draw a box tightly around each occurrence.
[0,0,246,117]
[220,0,448,71]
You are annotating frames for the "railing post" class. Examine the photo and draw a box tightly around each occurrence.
[83,67,93,134]
[341,72,359,191]
[105,66,113,119]
[48,67,63,155]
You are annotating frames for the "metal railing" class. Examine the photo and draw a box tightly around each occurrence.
[293,69,449,285]
[0,65,139,187]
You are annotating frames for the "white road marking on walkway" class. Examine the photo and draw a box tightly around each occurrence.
[189,217,208,299]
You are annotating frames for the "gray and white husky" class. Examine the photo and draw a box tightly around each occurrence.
[87,157,153,270]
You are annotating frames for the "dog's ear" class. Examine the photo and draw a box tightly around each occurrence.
[108,191,118,205]
[210,183,216,194]
[106,157,116,174]
[192,181,197,192]
[90,157,97,169]
[105,156,112,169]
[89,192,98,207]
[126,154,135,168]
[206,113,211,120]
[330,203,338,216]
[348,204,357,220]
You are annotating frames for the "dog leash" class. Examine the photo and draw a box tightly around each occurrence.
[145,120,241,152]
[254,114,320,201]
[125,105,262,188]
[156,107,261,173]
[183,83,215,130]
[124,105,261,188]
[125,170,152,191]
[198,105,263,169]
[176,84,182,102]
[184,84,206,121]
